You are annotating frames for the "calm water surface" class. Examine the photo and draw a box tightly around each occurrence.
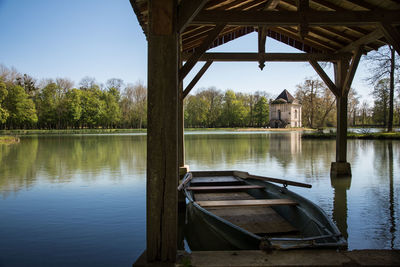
[0,132,399,266]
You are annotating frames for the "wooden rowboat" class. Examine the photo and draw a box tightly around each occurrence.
[179,171,347,250]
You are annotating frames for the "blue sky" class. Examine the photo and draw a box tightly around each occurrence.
[0,0,373,100]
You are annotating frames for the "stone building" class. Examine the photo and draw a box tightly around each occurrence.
[269,89,302,128]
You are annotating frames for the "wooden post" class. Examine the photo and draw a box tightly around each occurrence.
[147,0,178,262]
[331,59,351,177]
[178,60,185,169]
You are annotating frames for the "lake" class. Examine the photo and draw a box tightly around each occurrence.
[0,132,399,266]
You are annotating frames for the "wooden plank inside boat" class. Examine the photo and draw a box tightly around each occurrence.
[197,199,298,207]
[191,176,240,184]
[188,185,264,191]
[195,192,255,202]
[207,206,298,234]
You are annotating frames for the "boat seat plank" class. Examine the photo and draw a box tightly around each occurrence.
[208,206,298,234]
[197,199,298,207]
[187,185,264,191]
[191,176,240,184]
[195,192,255,202]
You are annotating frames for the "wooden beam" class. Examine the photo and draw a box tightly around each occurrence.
[258,27,267,69]
[345,0,380,11]
[309,59,340,97]
[343,47,362,94]
[178,0,208,33]
[338,28,383,53]
[182,52,350,62]
[183,60,213,99]
[334,59,350,164]
[297,0,309,39]
[264,0,280,10]
[379,23,400,56]
[192,10,400,26]
[147,0,178,262]
[179,24,225,81]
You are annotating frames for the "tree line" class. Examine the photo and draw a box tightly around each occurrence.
[1,44,398,130]
[0,65,147,129]
[184,88,269,128]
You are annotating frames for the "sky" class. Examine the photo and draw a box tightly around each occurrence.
[0,0,375,101]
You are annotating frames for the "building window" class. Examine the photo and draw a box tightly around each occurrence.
[295,109,297,119]
[278,110,281,120]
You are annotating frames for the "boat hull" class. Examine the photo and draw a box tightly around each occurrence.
[182,171,347,251]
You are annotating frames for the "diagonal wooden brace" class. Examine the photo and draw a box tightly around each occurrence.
[309,59,340,97]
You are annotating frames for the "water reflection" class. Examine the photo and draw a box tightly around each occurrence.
[185,132,399,250]
[331,176,351,239]
[388,142,396,249]
[0,132,399,266]
[0,135,147,198]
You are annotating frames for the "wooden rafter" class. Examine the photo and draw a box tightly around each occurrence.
[179,24,225,81]
[183,61,213,98]
[344,0,379,11]
[182,52,350,62]
[338,28,383,52]
[264,0,280,10]
[178,0,209,33]
[379,23,400,55]
[278,26,338,51]
[192,10,400,26]
[309,59,340,96]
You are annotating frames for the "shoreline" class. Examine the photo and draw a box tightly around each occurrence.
[302,131,400,140]
[0,127,312,135]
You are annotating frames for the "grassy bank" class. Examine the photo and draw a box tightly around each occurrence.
[302,132,400,140]
[0,128,147,135]
[0,136,20,144]
[0,127,312,135]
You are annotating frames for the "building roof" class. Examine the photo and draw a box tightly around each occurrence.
[129,0,400,55]
[274,89,295,103]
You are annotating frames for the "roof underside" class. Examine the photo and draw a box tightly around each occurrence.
[130,0,400,55]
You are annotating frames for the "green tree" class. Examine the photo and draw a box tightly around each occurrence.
[3,84,37,128]
[64,89,82,128]
[80,87,104,128]
[101,89,121,128]
[254,96,269,127]
[36,83,58,128]
[184,95,208,127]
[221,90,246,127]
[197,87,223,127]
[0,80,9,124]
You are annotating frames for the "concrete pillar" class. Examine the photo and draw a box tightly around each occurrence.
[147,0,178,262]
[331,59,351,177]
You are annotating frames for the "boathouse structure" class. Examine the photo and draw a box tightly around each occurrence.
[269,89,301,128]
[129,0,400,263]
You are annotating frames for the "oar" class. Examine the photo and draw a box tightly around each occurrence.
[233,171,312,188]
[177,172,193,191]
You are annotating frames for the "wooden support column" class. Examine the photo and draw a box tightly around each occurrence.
[147,0,178,262]
[178,58,185,169]
[331,58,351,177]
[309,49,360,177]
